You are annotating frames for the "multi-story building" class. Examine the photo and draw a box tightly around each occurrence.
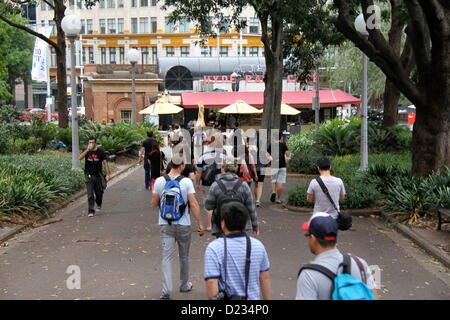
[36,1,264,68]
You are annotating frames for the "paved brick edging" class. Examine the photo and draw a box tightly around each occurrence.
[284,204,450,269]
[0,162,139,244]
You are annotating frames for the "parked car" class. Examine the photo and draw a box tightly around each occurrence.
[20,108,58,122]
[68,107,85,117]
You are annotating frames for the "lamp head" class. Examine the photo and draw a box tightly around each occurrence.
[127,49,140,64]
[61,14,81,37]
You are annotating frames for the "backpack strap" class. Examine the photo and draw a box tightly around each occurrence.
[298,264,336,282]
[175,175,185,183]
[243,234,251,299]
[339,254,352,275]
[316,177,339,212]
[163,174,171,182]
[349,254,367,284]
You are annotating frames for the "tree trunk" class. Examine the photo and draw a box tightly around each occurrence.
[412,99,449,176]
[54,1,68,128]
[382,79,401,129]
[261,17,284,143]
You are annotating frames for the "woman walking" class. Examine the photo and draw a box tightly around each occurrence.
[149,143,166,192]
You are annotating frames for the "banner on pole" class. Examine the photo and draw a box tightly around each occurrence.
[31,24,51,82]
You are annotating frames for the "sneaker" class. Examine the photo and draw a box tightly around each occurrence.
[270,193,276,203]
[88,212,95,217]
[256,201,261,208]
[95,206,101,212]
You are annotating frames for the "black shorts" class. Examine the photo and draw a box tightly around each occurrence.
[256,170,265,182]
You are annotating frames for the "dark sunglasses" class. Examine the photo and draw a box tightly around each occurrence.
[304,232,311,238]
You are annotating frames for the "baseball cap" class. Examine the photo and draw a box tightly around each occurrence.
[302,212,338,241]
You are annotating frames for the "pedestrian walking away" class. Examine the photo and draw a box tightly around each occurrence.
[195,134,228,231]
[268,134,291,204]
[296,212,379,300]
[151,156,205,300]
[204,160,258,237]
[149,143,166,193]
[307,157,346,219]
[140,130,158,190]
[79,137,111,217]
[204,201,271,300]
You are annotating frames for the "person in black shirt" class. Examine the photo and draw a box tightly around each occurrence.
[139,131,157,190]
[79,137,111,217]
[149,143,166,192]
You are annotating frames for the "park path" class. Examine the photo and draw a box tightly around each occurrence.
[0,166,449,300]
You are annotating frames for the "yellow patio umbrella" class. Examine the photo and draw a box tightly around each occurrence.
[219,100,263,114]
[139,98,183,115]
[281,102,301,115]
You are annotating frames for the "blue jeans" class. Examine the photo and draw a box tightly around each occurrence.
[143,156,151,189]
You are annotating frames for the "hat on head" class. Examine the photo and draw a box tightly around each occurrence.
[302,212,338,241]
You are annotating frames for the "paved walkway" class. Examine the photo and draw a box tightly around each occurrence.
[1,167,449,300]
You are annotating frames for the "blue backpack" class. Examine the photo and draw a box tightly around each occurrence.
[299,254,375,300]
[160,175,187,224]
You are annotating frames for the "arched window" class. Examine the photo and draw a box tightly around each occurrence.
[165,66,193,91]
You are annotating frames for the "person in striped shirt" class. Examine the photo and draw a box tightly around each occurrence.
[204,202,271,300]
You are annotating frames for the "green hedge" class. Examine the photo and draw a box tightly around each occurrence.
[0,154,84,216]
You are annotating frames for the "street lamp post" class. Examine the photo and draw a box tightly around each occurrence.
[355,13,369,170]
[127,49,140,125]
[62,14,82,171]
[313,65,320,131]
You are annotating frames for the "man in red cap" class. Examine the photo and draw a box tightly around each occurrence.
[296,213,379,300]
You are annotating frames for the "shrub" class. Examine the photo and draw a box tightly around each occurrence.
[0,154,84,216]
[5,137,43,154]
[287,183,314,208]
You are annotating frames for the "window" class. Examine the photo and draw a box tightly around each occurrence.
[80,19,86,34]
[238,46,246,56]
[131,0,137,7]
[201,46,212,56]
[151,17,157,33]
[140,0,148,7]
[249,17,259,34]
[219,46,228,57]
[82,47,88,64]
[142,47,149,64]
[109,47,116,64]
[139,17,149,33]
[249,46,259,56]
[180,46,189,57]
[77,0,83,9]
[87,19,93,34]
[107,19,116,34]
[179,18,189,33]
[117,0,124,8]
[238,17,247,33]
[119,47,125,64]
[88,47,94,64]
[131,18,138,33]
[99,19,106,33]
[121,110,131,123]
[99,0,105,8]
[166,46,175,57]
[118,18,124,33]
[165,17,175,33]
[107,0,115,8]
[151,47,157,64]
[101,47,106,64]
[50,21,56,36]
[218,17,229,34]
[151,0,157,6]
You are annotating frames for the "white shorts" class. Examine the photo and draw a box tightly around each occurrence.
[271,167,287,184]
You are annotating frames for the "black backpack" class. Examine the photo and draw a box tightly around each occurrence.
[202,163,217,186]
[213,178,245,232]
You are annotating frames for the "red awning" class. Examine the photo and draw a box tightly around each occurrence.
[181,90,361,109]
